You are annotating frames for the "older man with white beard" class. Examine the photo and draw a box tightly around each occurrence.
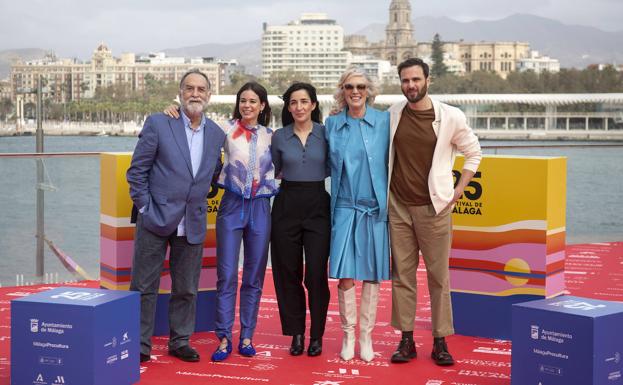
[127,69,226,363]
[387,58,481,366]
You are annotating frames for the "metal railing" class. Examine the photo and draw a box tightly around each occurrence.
[0,140,622,287]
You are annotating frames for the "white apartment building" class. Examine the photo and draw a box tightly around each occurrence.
[517,51,561,73]
[419,51,466,76]
[347,55,397,85]
[262,13,349,89]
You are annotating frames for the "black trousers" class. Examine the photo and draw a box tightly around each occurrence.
[271,180,331,338]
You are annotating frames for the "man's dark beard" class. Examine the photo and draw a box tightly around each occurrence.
[403,82,428,104]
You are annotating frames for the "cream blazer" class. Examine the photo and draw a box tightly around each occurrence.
[388,98,482,214]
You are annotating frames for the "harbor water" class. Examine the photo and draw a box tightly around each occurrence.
[0,135,622,286]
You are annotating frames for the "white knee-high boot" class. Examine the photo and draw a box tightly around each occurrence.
[359,282,379,362]
[338,286,357,360]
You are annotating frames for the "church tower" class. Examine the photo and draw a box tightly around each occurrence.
[384,0,416,64]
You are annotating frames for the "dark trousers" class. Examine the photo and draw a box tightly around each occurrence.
[130,214,203,355]
[271,180,331,338]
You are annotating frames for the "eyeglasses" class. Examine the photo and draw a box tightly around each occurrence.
[343,83,367,91]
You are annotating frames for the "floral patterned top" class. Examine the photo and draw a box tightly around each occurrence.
[217,119,278,199]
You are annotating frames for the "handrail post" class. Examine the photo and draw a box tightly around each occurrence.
[36,75,45,280]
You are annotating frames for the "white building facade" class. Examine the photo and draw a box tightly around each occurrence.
[347,55,397,84]
[261,13,349,89]
[517,51,561,73]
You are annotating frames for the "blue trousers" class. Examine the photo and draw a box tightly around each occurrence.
[214,190,271,341]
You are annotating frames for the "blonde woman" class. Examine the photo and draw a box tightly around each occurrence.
[324,68,390,362]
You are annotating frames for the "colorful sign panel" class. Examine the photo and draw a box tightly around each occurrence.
[450,155,567,339]
[99,153,221,334]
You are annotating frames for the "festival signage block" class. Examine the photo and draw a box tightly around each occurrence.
[100,152,221,334]
[450,155,567,339]
[512,296,623,385]
[11,287,139,385]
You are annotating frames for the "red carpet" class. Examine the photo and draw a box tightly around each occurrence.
[1,242,621,385]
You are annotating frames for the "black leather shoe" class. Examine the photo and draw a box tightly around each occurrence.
[168,345,200,362]
[140,353,150,363]
[290,334,305,356]
[391,337,417,363]
[431,337,454,366]
[307,338,322,357]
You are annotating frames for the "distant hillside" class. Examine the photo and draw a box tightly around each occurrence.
[353,14,623,68]
[0,49,48,79]
[162,40,262,76]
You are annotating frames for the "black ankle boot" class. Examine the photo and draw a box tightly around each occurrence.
[290,334,304,356]
[307,338,322,357]
[431,337,454,366]
[390,337,417,363]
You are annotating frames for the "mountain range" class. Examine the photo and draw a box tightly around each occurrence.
[354,14,623,69]
[1,14,622,80]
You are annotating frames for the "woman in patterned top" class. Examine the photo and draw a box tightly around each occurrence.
[212,82,278,361]
[164,81,278,362]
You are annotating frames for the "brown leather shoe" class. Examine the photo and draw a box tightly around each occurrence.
[390,337,417,363]
[431,337,454,366]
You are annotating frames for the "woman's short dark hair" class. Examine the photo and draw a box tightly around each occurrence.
[233,81,272,127]
[281,82,322,127]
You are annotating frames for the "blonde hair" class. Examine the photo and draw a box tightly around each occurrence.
[333,67,378,110]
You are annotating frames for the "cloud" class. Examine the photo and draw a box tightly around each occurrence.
[0,0,620,58]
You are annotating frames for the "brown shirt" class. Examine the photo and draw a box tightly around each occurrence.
[390,105,437,206]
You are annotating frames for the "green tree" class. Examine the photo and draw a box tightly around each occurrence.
[506,71,545,93]
[266,70,311,94]
[380,81,402,94]
[430,73,465,94]
[462,71,510,93]
[431,33,448,79]
[222,72,258,94]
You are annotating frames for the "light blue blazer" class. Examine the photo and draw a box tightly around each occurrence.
[325,105,390,221]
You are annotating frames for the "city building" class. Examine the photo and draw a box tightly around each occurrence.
[417,44,466,75]
[344,0,418,65]
[0,79,11,100]
[10,43,224,105]
[261,13,349,89]
[517,51,561,73]
[593,63,622,72]
[345,0,550,78]
[347,55,397,84]
[217,59,245,90]
[458,41,531,78]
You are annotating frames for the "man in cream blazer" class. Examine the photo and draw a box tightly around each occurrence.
[387,58,481,366]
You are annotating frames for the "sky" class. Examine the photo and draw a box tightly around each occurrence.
[1,0,622,59]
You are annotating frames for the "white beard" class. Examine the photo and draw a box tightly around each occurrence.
[183,101,205,116]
